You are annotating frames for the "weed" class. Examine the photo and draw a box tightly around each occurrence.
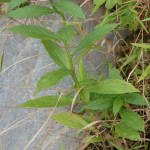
[3,0,150,149]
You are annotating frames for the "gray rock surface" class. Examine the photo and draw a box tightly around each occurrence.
[0,1,129,150]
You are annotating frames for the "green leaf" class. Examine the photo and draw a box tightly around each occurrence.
[57,25,75,44]
[121,15,134,27]
[35,69,71,94]
[82,136,101,143]
[73,47,89,64]
[18,95,73,108]
[120,10,137,31]
[0,50,4,74]
[86,98,113,110]
[142,17,150,22]
[52,112,88,129]
[113,96,123,116]
[126,93,148,105]
[115,123,142,141]
[86,79,139,94]
[92,0,106,15]
[128,145,145,150]
[0,0,10,4]
[109,67,123,80]
[93,0,99,5]
[7,25,59,40]
[77,59,87,81]
[54,0,86,20]
[105,0,116,10]
[79,79,97,87]
[134,14,149,33]
[120,54,137,69]
[137,64,150,83]
[73,46,103,64]
[119,108,144,131]
[131,43,150,49]
[7,5,55,18]
[108,140,124,150]
[90,93,101,101]
[97,11,125,28]
[73,23,119,55]
[117,0,122,5]
[42,40,70,69]
[8,0,27,11]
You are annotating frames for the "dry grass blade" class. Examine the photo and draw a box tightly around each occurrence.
[78,120,101,134]
[127,62,140,81]
[76,143,90,150]
[71,86,86,114]
[101,38,112,54]
[0,111,37,136]
[0,52,47,75]
[19,62,54,82]
[144,96,150,110]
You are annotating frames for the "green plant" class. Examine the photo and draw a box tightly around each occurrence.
[4,0,150,149]
[93,0,149,32]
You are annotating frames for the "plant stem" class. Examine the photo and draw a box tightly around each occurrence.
[64,41,87,104]
[49,0,92,110]
[49,0,86,104]
[99,134,106,150]
[64,42,96,120]
[64,42,78,85]
[49,0,66,26]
